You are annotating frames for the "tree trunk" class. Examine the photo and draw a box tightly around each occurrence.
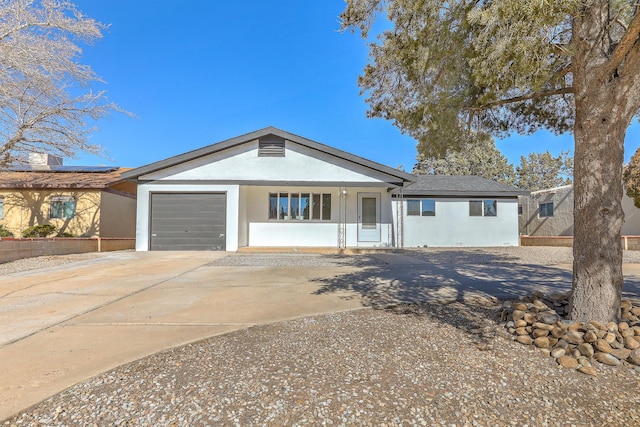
[570,3,628,323]
[571,102,625,323]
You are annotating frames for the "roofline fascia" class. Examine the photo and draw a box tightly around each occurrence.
[121,127,415,184]
[393,191,528,197]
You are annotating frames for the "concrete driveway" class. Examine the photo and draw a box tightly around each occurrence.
[0,251,365,421]
[2,249,640,421]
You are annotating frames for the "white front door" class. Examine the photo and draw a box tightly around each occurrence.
[358,192,381,242]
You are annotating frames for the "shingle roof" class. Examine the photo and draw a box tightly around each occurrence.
[393,175,529,197]
[0,168,131,190]
[121,126,415,186]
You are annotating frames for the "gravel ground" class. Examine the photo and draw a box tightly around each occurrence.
[404,246,640,265]
[208,253,380,268]
[4,247,640,426]
[0,252,112,275]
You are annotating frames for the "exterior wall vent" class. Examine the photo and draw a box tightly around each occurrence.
[258,136,285,157]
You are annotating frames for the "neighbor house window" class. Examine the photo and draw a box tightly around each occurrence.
[269,193,331,220]
[518,205,523,216]
[0,196,4,219]
[539,202,554,218]
[469,200,497,217]
[407,199,435,216]
[50,196,76,219]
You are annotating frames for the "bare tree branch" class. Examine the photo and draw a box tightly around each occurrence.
[0,0,121,167]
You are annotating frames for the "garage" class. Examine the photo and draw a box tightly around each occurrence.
[149,193,226,250]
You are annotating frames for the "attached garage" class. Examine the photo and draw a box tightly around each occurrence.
[149,193,226,250]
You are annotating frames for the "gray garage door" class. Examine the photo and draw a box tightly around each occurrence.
[150,193,226,251]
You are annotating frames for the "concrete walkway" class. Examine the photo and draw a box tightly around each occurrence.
[0,251,364,421]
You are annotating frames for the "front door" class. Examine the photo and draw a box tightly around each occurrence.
[357,192,381,242]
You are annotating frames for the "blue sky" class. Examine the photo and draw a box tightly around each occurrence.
[71,0,640,170]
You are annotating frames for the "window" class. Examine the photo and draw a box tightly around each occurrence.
[407,200,421,216]
[484,200,497,217]
[469,199,497,217]
[361,197,377,229]
[539,202,554,218]
[269,193,331,220]
[50,196,75,219]
[407,199,436,216]
[469,200,483,216]
[258,136,285,157]
[0,196,4,219]
[518,205,523,216]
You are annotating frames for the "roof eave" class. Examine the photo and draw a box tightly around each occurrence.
[394,190,529,197]
[121,127,415,184]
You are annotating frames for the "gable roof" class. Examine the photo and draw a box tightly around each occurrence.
[393,175,529,197]
[0,168,131,190]
[120,127,415,185]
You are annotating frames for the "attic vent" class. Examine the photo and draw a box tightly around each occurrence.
[258,136,285,157]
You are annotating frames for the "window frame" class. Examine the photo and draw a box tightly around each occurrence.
[406,199,436,217]
[268,192,331,221]
[539,202,554,218]
[49,196,76,220]
[469,199,498,217]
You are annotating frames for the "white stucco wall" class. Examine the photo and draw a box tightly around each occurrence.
[135,183,240,251]
[139,141,402,184]
[393,198,520,247]
[241,186,394,247]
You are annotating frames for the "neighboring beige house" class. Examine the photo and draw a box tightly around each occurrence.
[519,184,640,236]
[0,154,137,238]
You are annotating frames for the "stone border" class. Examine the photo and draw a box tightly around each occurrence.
[500,291,640,375]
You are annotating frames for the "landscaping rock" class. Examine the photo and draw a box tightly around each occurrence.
[539,313,560,324]
[511,302,529,311]
[594,352,621,366]
[629,348,640,366]
[610,348,631,361]
[512,310,525,322]
[563,331,585,345]
[516,335,533,345]
[502,292,640,376]
[533,328,550,338]
[594,339,613,354]
[588,320,607,331]
[583,330,598,343]
[603,332,617,344]
[557,355,579,369]
[623,336,640,350]
[577,366,598,376]
[514,319,527,328]
[533,322,554,331]
[577,343,595,358]
[534,337,550,348]
[621,327,636,338]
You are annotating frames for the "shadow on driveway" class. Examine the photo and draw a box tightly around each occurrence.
[311,250,640,348]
